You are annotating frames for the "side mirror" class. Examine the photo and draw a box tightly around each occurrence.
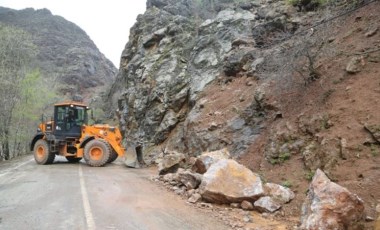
[91,109,94,120]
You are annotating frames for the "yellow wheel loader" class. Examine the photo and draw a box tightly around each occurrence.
[30,101,129,167]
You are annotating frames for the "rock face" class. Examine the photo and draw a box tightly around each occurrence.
[0,7,116,96]
[107,0,295,157]
[199,159,264,204]
[300,169,365,230]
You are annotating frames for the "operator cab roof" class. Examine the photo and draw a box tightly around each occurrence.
[54,101,88,107]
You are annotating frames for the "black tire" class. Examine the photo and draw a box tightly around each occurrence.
[84,139,111,167]
[107,151,118,163]
[33,139,55,165]
[66,156,82,163]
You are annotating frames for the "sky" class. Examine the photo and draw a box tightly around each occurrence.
[0,1,147,67]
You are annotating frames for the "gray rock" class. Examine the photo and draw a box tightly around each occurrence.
[229,118,246,131]
[264,183,295,204]
[365,27,378,37]
[300,169,365,230]
[188,193,202,203]
[345,56,363,74]
[364,124,380,143]
[162,173,175,182]
[230,203,240,208]
[254,196,281,213]
[187,189,196,197]
[158,152,186,175]
[199,159,264,204]
[251,57,265,72]
[243,215,252,223]
[178,171,203,189]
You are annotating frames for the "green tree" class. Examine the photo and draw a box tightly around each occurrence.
[10,70,56,157]
[0,23,37,160]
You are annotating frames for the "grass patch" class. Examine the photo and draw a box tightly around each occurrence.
[282,180,293,188]
[370,144,379,157]
[305,170,315,181]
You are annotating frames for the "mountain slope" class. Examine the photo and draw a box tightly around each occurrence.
[0,7,117,97]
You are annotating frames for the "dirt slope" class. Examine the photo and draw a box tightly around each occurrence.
[196,1,380,228]
[241,2,380,227]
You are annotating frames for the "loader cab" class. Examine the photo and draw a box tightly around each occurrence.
[53,102,88,138]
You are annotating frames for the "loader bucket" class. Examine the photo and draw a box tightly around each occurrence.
[124,144,144,168]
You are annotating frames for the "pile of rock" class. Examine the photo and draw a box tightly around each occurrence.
[153,148,367,229]
[154,149,295,214]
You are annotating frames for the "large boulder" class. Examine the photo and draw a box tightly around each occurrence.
[192,148,230,174]
[300,169,365,230]
[158,152,185,175]
[199,159,264,204]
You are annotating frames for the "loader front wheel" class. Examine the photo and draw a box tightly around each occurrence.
[107,151,118,163]
[84,139,110,167]
[34,139,55,165]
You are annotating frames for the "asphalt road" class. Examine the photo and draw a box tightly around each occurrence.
[0,155,229,230]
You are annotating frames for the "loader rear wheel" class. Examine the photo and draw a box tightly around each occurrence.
[34,139,55,165]
[66,156,82,163]
[84,139,110,167]
[107,151,118,163]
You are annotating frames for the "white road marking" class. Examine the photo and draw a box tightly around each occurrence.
[79,165,96,230]
[0,158,34,178]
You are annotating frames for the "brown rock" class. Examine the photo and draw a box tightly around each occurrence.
[192,148,230,174]
[188,193,202,203]
[300,169,365,230]
[199,159,264,204]
[241,200,254,210]
[264,183,295,204]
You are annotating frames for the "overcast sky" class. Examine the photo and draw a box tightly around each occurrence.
[0,0,147,67]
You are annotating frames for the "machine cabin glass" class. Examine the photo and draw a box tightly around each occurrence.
[53,104,88,138]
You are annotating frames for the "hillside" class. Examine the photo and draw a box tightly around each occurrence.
[0,7,116,97]
[108,0,380,228]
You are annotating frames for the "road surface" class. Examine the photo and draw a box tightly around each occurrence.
[0,155,229,230]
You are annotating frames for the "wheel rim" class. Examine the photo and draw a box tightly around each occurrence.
[89,147,103,161]
[36,145,45,159]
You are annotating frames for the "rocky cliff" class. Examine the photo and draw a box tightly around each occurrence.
[108,0,305,156]
[0,7,116,97]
